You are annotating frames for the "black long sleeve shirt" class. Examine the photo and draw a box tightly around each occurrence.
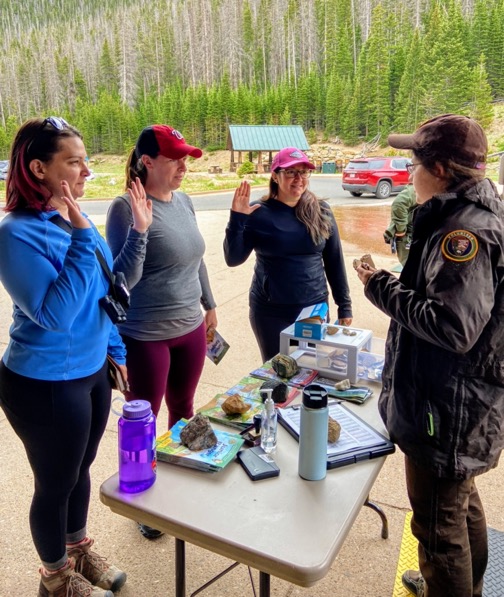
[224,198,352,319]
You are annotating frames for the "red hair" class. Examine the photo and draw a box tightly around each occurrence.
[5,118,83,212]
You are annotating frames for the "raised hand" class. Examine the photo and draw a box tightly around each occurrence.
[231,181,261,215]
[60,181,90,229]
[129,178,153,233]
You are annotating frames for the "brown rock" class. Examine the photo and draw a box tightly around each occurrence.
[328,417,341,443]
[360,253,376,268]
[335,379,351,391]
[221,394,251,415]
[180,413,218,451]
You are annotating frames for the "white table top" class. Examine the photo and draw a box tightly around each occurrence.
[100,381,386,587]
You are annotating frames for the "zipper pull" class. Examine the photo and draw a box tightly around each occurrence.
[427,411,435,437]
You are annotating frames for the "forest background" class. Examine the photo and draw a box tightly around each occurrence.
[0,0,503,159]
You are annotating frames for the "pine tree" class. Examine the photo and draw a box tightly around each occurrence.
[419,1,472,118]
[341,77,362,145]
[394,30,424,132]
[358,4,392,139]
[486,0,504,97]
[467,55,494,129]
[98,39,119,95]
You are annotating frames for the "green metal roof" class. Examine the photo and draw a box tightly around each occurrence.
[227,125,309,151]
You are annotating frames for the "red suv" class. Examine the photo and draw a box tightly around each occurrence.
[342,156,411,199]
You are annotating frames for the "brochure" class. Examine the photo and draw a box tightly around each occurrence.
[156,419,244,472]
[206,327,230,365]
[278,402,395,469]
[197,376,300,430]
[250,361,318,388]
[314,376,373,405]
[197,392,264,431]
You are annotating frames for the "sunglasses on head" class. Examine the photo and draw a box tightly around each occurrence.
[41,116,69,131]
[26,116,70,155]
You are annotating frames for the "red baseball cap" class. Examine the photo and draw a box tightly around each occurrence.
[388,114,487,168]
[135,125,202,160]
[271,147,315,171]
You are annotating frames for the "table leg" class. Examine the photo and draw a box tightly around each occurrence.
[259,571,270,596]
[364,497,389,539]
[175,538,186,597]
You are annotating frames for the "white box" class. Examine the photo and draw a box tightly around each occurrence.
[279,323,374,384]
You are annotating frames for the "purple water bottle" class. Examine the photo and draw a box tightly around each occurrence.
[118,400,157,493]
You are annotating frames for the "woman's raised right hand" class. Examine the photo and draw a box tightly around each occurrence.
[60,181,91,229]
[231,181,261,215]
[129,178,153,233]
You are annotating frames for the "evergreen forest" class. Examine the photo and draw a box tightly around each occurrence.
[0,0,503,158]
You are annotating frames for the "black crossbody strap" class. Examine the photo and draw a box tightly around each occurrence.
[49,214,115,286]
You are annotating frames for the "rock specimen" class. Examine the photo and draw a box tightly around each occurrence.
[180,414,218,451]
[221,393,251,415]
[271,353,299,378]
[260,380,288,404]
[360,253,376,268]
[342,328,357,336]
[335,378,351,391]
[328,416,341,443]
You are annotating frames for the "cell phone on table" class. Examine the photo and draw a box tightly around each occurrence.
[237,447,280,481]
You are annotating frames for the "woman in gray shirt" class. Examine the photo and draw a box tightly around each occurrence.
[106,127,217,522]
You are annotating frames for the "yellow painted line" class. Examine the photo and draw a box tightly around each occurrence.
[393,512,418,597]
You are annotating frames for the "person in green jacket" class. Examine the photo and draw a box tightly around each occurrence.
[383,184,417,266]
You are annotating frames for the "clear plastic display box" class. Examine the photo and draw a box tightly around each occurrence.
[279,323,384,384]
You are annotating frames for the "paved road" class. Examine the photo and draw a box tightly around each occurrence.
[77,175,394,219]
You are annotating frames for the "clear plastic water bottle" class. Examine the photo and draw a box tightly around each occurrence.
[298,384,328,481]
[260,389,277,454]
[118,400,157,493]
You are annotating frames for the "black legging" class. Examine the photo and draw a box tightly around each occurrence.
[0,360,111,566]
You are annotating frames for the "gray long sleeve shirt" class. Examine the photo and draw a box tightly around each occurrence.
[106,191,216,340]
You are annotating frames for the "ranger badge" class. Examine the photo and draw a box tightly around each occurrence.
[441,230,478,263]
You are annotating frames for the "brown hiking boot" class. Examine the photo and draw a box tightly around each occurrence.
[68,537,126,592]
[38,559,114,596]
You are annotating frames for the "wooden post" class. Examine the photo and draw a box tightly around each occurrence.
[257,150,264,173]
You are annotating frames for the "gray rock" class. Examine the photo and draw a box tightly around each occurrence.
[180,414,218,451]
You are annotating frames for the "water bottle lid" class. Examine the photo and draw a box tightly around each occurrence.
[122,399,152,419]
[302,384,328,409]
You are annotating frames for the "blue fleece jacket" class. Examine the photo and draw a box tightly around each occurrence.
[0,209,125,380]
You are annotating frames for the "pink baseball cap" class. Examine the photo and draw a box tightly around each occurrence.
[271,147,315,171]
[135,125,203,160]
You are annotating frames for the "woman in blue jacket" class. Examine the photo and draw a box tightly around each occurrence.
[0,117,127,597]
[224,147,352,361]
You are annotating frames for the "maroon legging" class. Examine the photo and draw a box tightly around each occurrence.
[122,322,206,429]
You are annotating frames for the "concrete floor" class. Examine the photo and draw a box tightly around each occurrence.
[1,209,504,597]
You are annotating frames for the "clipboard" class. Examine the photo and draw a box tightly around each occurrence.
[277,402,395,469]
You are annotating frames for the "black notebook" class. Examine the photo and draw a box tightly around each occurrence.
[278,402,395,469]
